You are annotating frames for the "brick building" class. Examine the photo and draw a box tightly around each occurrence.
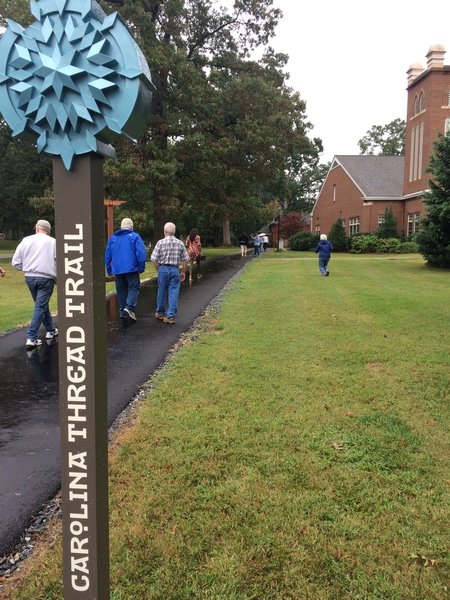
[311,44,450,238]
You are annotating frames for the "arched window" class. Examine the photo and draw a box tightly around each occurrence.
[413,92,425,115]
[445,118,450,136]
[419,92,425,112]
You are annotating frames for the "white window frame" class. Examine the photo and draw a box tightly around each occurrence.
[407,212,420,236]
[349,217,360,235]
[445,118,450,136]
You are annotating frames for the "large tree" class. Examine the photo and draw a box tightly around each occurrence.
[102,0,282,241]
[0,0,323,243]
[0,119,52,238]
[417,134,450,268]
[174,52,321,242]
[358,118,406,156]
[104,0,322,242]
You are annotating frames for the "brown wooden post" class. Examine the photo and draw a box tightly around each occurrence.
[53,154,110,599]
[104,199,126,239]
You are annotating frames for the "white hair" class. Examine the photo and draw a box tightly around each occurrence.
[320,233,327,241]
[164,222,176,235]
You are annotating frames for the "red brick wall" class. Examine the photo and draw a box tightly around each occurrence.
[313,60,450,237]
[404,67,450,197]
[312,166,403,236]
[311,165,361,235]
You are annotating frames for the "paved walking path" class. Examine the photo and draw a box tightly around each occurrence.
[0,254,250,555]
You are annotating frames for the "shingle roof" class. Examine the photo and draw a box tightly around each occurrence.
[334,155,405,199]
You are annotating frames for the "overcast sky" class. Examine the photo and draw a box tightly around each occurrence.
[270,0,450,163]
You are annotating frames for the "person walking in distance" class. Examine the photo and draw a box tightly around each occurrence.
[105,217,147,323]
[238,232,249,257]
[251,233,261,256]
[151,222,189,324]
[185,228,202,282]
[11,219,57,349]
[315,233,334,276]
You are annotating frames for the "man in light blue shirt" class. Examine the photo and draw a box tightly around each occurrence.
[151,222,189,324]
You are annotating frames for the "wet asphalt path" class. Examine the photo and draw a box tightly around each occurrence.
[0,254,250,555]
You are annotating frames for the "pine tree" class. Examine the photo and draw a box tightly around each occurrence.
[328,218,349,251]
[378,206,398,238]
[417,134,450,268]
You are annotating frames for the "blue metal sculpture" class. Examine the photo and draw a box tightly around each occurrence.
[0,0,154,170]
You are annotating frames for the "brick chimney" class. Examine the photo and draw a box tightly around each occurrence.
[426,44,446,69]
[406,63,424,86]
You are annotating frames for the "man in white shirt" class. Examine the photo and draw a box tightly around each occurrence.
[12,219,58,349]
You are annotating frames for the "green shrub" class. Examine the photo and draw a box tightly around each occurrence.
[350,234,380,253]
[290,231,319,251]
[377,237,401,253]
[396,241,419,253]
[350,235,417,254]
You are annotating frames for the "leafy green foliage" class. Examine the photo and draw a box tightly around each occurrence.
[0,1,324,243]
[0,0,33,28]
[350,235,418,254]
[358,118,406,156]
[0,120,52,237]
[104,1,323,242]
[397,241,419,253]
[418,134,450,267]
[289,231,318,251]
[328,218,349,251]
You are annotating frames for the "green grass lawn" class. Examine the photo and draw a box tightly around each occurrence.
[0,239,19,253]
[4,253,450,599]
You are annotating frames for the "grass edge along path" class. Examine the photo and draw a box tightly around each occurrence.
[3,254,450,599]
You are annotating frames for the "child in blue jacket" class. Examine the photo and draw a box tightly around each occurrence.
[315,234,333,276]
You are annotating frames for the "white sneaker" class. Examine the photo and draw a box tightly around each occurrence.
[45,328,58,339]
[123,308,137,322]
[25,338,42,349]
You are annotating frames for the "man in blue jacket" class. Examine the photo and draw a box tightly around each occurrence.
[105,217,147,322]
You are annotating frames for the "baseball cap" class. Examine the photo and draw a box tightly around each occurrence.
[35,219,51,233]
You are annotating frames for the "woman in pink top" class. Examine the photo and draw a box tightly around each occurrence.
[185,228,202,282]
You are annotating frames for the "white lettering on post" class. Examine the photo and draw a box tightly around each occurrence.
[63,225,90,591]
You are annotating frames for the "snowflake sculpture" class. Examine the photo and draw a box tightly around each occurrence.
[0,0,154,170]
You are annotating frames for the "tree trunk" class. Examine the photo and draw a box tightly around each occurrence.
[152,198,168,246]
[222,218,232,246]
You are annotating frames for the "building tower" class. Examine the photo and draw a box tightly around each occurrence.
[403,44,450,235]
